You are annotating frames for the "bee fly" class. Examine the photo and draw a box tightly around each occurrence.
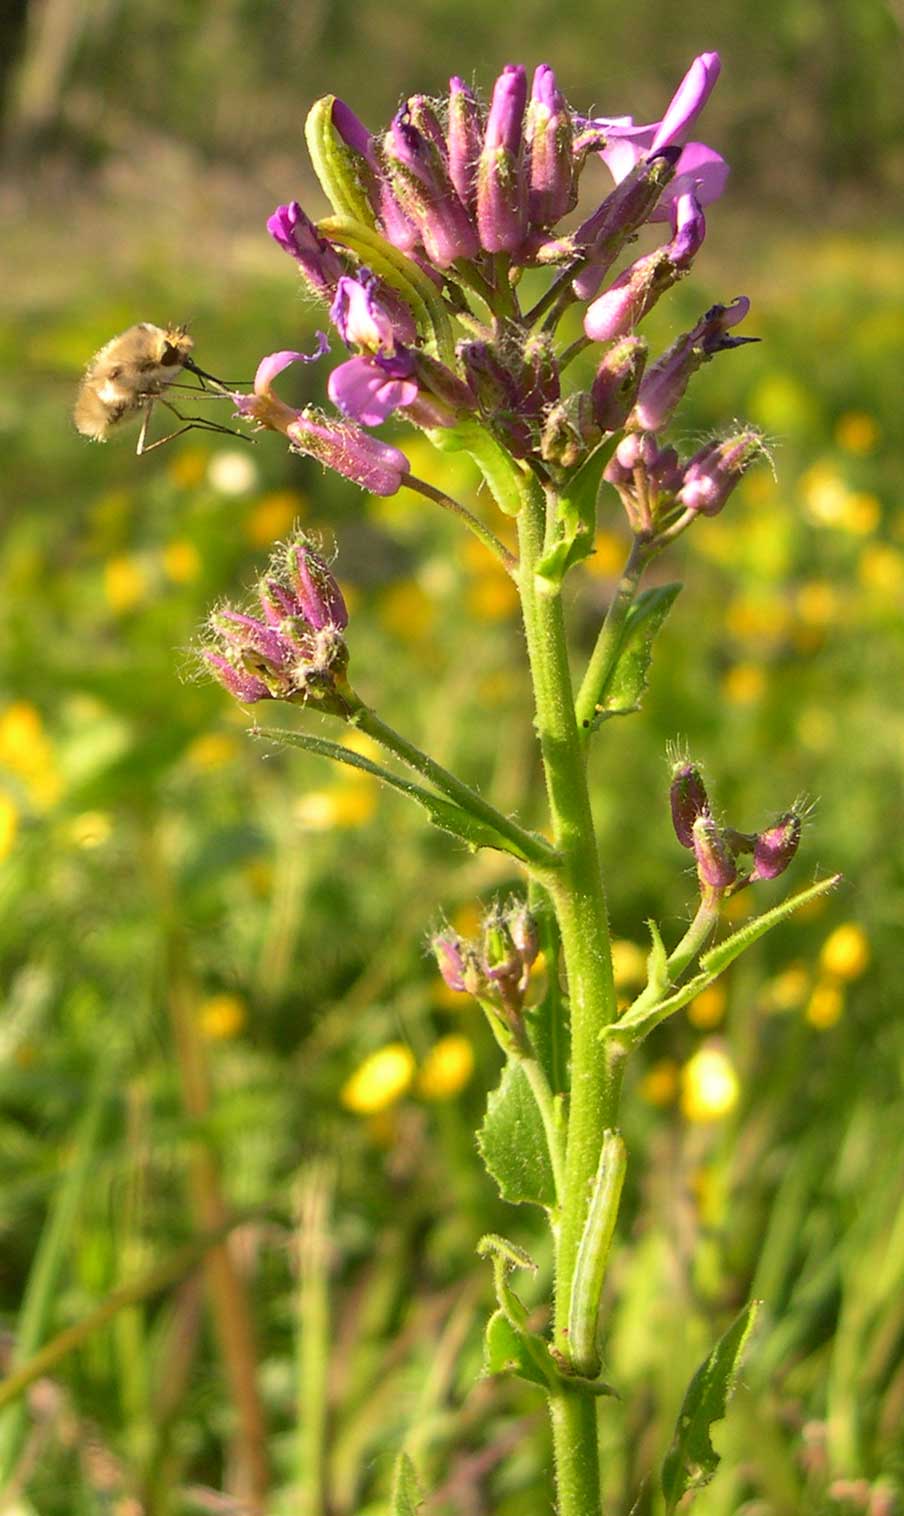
[74,322,247,454]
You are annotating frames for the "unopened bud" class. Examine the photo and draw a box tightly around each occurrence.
[477,65,529,253]
[692,814,737,890]
[541,393,601,468]
[591,336,647,432]
[670,761,710,848]
[678,428,765,516]
[750,811,802,882]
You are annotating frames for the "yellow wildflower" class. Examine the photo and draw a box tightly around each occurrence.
[452,902,483,939]
[611,939,647,991]
[0,795,18,860]
[681,1046,739,1123]
[467,571,519,621]
[687,981,727,1029]
[295,784,376,830]
[764,962,810,1013]
[341,1043,415,1114]
[243,490,304,545]
[858,544,903,596]
[795,581,839,627]
[186,732,239,770]
[639,1058,679,1107]
[167,448,208,488]
[722,663,766,706]
[841,492,880,535]
[806,979,844,1030]
[585,530,628,578]
[104,554,147,613]
[341,730,384,769]
[418,1035,475,1100]
[162,539,201,584]
[835,411,879,455]
[198,993,246,1040]
[819,923,869,981]
[68,811,112,849]
[0,703,44,770]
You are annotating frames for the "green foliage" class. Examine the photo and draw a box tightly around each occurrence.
[594,583,682,723]
[391,1452,422,1515]
[660,1301,761,1513]
[478,1062,557,1211]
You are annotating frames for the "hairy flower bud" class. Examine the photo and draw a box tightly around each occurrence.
[591,336,647,432]
[267,201,345,295]
[678,428,765,516]
[477,64,529,253]
[526,64,575,227]
[692,814,738,890]
[447,76,484,211]
[629,296,753,433]
[670,761,710,849]
[541,393,601,468]
[382,104,479,267]
[750,811,802,882]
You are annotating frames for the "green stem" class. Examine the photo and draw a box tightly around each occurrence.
[353,705,559,873]
[575,539,649,738]
[403,474,517,573]
[514,476,625,1515]
[667,899,720,980]
[518,1052,566,1207]
[549,1392,601,1516]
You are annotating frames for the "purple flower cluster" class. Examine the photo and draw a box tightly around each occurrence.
[669,759,804,897]
[433,901,539,1026]
[204,537,353,711]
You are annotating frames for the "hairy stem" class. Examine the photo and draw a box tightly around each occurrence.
[549,1392,601,1516]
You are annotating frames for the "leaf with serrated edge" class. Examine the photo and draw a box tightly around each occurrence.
[483,1310,551,1388]
[478,1062,556,1210]
[391,1452,421,1516]
[596,584,682,721]
[537,440,617,584]
[661,1301,761,1513]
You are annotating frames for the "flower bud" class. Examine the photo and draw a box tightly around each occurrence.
[508,902,539,985]
[382,104,479,267]
[750,811,802,882]
[591,336,647,432]
[569,150,679,300]
[447,77,484,211]
[433,932,468,992]
[541,393,601,468]
[678,428,764,516]
[477,64,529,253]
[526,64,575,227]
[629,296,752,433]
[692,814,737,891]
[267,201,345,295]
[670,762,710,848]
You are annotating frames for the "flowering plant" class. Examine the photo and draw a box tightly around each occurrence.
[113,48,839,1516]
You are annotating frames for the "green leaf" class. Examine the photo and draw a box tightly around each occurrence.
[305,97,377,226]
[483,1310,551,1388]
[700,874,842,977]
[254,728,536,861]
[645,919,669,1000]
[477,1234,537,1330]
[319,215,454,363]
[537,441,617,583]
[478,1062,556,1210]
[596,583,681,720]
[661,1301,761,1514]
[390,1452,421,1516]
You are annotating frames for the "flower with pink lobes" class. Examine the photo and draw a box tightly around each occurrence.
[328,352,418,427]
[593,52,727,221]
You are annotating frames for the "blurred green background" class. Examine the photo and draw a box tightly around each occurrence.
[1,2,903,1513]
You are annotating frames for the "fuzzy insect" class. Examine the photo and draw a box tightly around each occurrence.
[74,322,243,453]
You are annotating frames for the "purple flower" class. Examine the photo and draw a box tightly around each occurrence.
[331,98,377,162]
[382,104,479,267]
[595,53,727,222]
[433,932,468,992]
[204,536,352,710]
[630,295,753,433]
[267,201,346,294]
[236,349,410,495]
[331,273,403,352]
[678,428,764,516]
[328,352,419,426]
[583,191,706,343]
[447,77,483,211]
[477,65,529,253]
[526,64,575,227]
[670,761,710,849]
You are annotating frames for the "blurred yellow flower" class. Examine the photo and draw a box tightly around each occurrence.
[295,784,377,830]
[725,593,790,645]
[168,448,208,488]
[820,923,869,980]
[467,572,519,621]
[795,581,839,627]
[162,539,201,584]
[243,490,305,545]
[806,979,844,1030]
[611,939,647,990]
[378,581,435,642]
[835,411,880,455]
[842,492,881,535]
[186,732,239,770]
[198,993,247,1040]
[104,554,147,613]
[687,981,727,1029]
[722,663,766,706]
[801,465,880,534]
[68,811,112,849]
[341,730,384,770]
[764,962,810,1013]
[639,1058,679,1107]
[0,795,18,860]
[0,703,61,808]
[751,373,816,434]
[418,1034,475,1100]
[341,1043,415,1114]
[452,902,483,939]
[585,530,628,578]
[858,543,903,596]
[681,1046,739,1123]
